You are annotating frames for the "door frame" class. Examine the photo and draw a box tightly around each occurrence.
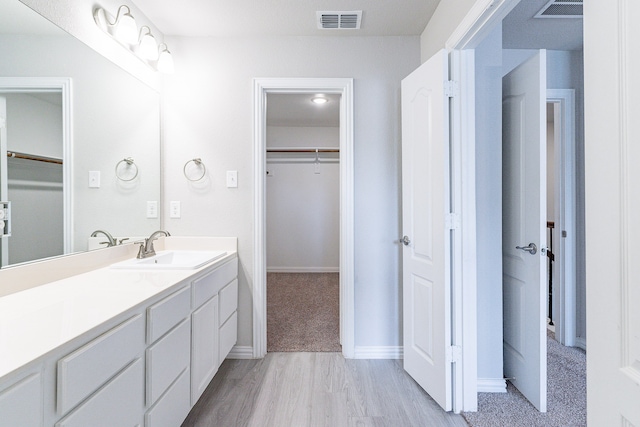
[0,77,73,256]
[252,78,355,358]
[547,89,578,348]
[445,0,522,412]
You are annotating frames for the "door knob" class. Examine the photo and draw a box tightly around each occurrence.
[515,243,537,255]
[401,236,411,246]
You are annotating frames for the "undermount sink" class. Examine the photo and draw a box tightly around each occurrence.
[110,250,227,270]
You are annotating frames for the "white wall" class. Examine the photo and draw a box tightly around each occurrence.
[474,23,505,390]
[4,93,63,264]
[547,112,555,222]
[420,0,478,62]
[162,35,420,349]
[266,126,339,272]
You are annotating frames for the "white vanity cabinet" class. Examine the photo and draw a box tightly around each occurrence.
[0,250,238,427]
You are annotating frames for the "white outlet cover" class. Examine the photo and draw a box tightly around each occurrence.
[170,201,181,218]
[146,201,158,218]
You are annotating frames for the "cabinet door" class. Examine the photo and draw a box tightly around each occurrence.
[0,372,42,427]
[191,295,218,405]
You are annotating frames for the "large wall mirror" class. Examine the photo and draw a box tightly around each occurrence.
[0,1,161,268]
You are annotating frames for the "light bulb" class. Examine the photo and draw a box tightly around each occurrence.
[139,27,158,60]
[157,44,174,74]
[114,6,137,44]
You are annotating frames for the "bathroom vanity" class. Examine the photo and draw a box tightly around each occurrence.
[0,237,237,427]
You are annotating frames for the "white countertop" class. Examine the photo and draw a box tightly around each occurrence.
[0,238,237,379]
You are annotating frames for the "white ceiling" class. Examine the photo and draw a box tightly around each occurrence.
[131,0,440,37]
[267,94,340,127]
[502,0,583,50]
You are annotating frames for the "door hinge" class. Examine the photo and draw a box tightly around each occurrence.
[445,213,460,230]
[562,230,567,238]
[446,345,462,364]
[444,80,458,98]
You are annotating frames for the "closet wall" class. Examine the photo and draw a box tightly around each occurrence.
[4,93,63,264]
[266,126,339,272]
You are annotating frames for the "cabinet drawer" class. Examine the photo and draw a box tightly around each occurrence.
[146,318,190,406]
[145,368,191,427]
[219,311,237,363]
[147,285,190,344]
[57,315,144,415]
[56,358,144,427]
[192,258,238,308]
[0,372,42,427]
[219,278,238,324]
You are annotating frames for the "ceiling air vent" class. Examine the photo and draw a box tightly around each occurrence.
[535,0,583,18]
[317,11,362,30]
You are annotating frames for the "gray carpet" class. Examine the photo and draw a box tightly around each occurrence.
[463,330,586,427]
[267,272,341,352]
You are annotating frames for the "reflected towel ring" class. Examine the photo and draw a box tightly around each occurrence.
[184,158,206,181]
[115,157,138,181]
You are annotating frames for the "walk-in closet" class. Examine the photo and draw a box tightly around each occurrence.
[265,93,341,352]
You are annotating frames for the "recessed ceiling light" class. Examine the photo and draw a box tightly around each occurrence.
[311,96,329,105]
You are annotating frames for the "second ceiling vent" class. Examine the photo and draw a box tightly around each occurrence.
[317,11,362,30]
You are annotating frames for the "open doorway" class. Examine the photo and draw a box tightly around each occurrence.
[252,78,355,358]
[463,1,584,418]
[0,79,71,268]
[265,93,341,352]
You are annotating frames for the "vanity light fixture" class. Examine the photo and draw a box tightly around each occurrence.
[311,95,329,105]
[94,5,174,73]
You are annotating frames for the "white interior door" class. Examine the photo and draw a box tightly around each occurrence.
[401,49,452,411]
[584,1,640,424]
[502,51,547,412]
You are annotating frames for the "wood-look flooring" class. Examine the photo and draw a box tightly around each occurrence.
[182,352,468,427]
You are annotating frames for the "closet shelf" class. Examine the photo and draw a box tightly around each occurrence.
[6,151,63,165]
[266,147,339,153]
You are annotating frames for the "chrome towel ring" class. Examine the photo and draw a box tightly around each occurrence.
[115,157,138,181]
[184,158,206,181]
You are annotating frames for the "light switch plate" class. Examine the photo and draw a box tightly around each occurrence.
[89,171,100,188]
[227,170,238,188]
[170,201,181,218]
[146,201,158,218]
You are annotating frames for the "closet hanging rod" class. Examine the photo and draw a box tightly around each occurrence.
[6,151,63,165]
[266,148,339,153]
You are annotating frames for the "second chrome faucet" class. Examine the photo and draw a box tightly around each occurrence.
[136,230,171,259]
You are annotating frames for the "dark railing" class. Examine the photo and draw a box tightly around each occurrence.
[547,221,555,325]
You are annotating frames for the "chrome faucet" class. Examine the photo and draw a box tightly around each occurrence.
[137,230,171,259]
[90,229,117,247]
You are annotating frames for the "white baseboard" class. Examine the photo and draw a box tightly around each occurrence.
[575,336,587,351]
[353,346,403,359]
[267,267,340,273]
[226,345,254,359]
[477,378,507,393]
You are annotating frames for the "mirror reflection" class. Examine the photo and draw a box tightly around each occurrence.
[0,1,161,268]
